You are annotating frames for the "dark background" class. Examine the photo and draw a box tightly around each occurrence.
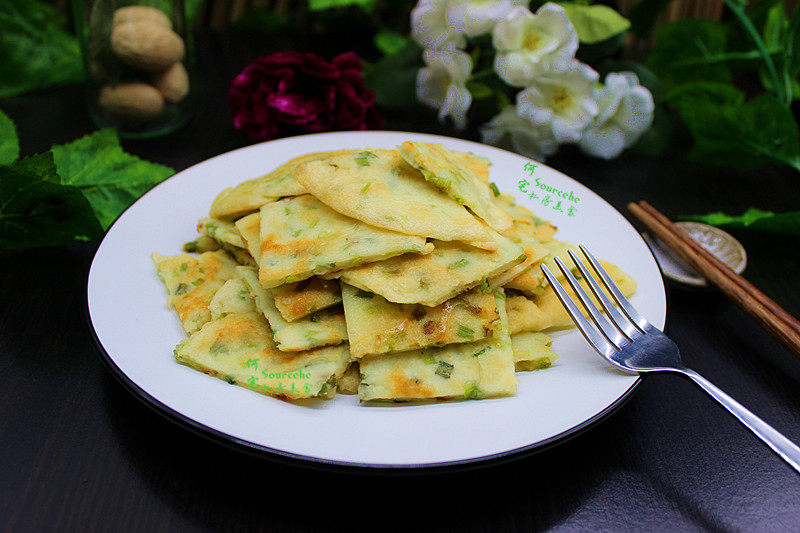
[2,29,800,531]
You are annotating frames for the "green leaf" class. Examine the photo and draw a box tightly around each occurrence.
[682,208,800,237]
[0,153,102,249]
[50,129,174,229]
[763,2,789,49]
[308,0,376,12]
[559,3,631,44]
[665,81,745,107]
[465,81,493,99]
[646,19,732,90]
[0,0,84,98]
[0,110,19,165]
[675,92,800,170]
[363,40,422,109]
[374,30,408,56]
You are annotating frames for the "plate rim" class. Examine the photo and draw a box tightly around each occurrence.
[86,130,668,471]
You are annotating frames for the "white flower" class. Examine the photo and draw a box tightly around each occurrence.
[579,73,655,159]
[516,61,599,143]
[447,0,530,38]
[480,104,558,161]
[493,3,578,87]
[411,0,466,50]
[416,47,473,130]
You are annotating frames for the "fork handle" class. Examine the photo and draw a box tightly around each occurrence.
[679,367,800,474]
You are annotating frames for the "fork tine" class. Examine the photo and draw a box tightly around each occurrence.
[541,264,617,357]
[568,249,638,341]
[579,244,649,332]
[553,256,626,349]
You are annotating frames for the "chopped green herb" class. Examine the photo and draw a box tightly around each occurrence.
[489,182,500,196]
[209,341,228,355]
[173,283,189,295]
[354,151,376,167]
[361,182,371,193]
[354,289,373,298]
[422,354,436,365]
[179,262,187,272]
[191,279,204,286]
[449,258,469,269]
[309,218,320,229]
[473,346,489,357]
[183,240,198,252]
[292,229,302,237]
[435,361,454,379]
[494,290,506,300]
[457,325,474,340]
[479,277,489,293]
[224,375,236,384]
[464,381,485,399]
[570,267,583,280]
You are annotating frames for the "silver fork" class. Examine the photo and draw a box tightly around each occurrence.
[541,244,800,474]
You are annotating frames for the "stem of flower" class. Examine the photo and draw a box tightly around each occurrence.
[723,0,787,106]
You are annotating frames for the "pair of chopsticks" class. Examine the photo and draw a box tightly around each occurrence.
[628,200,800,360]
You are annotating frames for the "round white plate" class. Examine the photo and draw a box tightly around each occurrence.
[88,131,667,469]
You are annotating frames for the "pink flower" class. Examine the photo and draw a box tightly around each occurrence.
[228,51,384,140]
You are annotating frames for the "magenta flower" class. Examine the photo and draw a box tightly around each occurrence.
[229,51,384,141]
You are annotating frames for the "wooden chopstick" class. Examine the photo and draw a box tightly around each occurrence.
[637,201,800,336]
[627,201,800,360]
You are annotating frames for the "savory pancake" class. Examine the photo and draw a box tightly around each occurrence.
[293,149,498,250]
[505,240,579,296]
[336,229,524,307]
[358,290,517,401]
[257,195,433,288]
[512,332,558,371]
[342,284,500,358]
[197,217,245,248]
[152,250,238,333]
[398,141,512,233]
[488,222,550,289]
[272,277,342,322]
[174,311,351,400]
[183,235,220,253]
[208,277,256,319]
[233,212,261,261]
[337,362,360,395]
[506,260,637,332]
[208,151,344,219]
[494,193,558,242]
[238,267,347,351]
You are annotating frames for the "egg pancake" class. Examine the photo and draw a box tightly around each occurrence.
[272,277,342,322]
[342,283,501,358]
[294,149,498,250]
[358,290,517,401]
[257,195,433,288]
[398,141,512,233]
[197,217,245,248]
[512,332,558,371]
[152,250,238,333]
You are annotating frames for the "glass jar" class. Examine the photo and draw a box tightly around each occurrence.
[73,0,193,138]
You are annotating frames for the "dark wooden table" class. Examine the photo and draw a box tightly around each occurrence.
[2,33,800,532]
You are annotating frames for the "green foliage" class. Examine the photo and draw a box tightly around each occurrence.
[363,39,421,108]
[374,30,408,56]
[683,208,800,237]
[0,110,19,165]
[51,129,174,229]
[646,19,732,90]
[0,0,84,98]
[308,0,376,12]
[559,3,630,44]
[0,153,103,249]
[0,124,174,248]
[628,0,674,38]
[675,93,800,170]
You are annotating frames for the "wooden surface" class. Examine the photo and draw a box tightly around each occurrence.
[2,32,800,531]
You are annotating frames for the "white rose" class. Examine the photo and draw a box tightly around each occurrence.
[480,104,558,160]
[516,60,599,143]
[493,3,578,87]
[411,0,467,50]
[416,47,473,130]
[447,0,530,38]
[579,72,655,159]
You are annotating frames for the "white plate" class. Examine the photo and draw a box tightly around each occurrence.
[87,131,667,469]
